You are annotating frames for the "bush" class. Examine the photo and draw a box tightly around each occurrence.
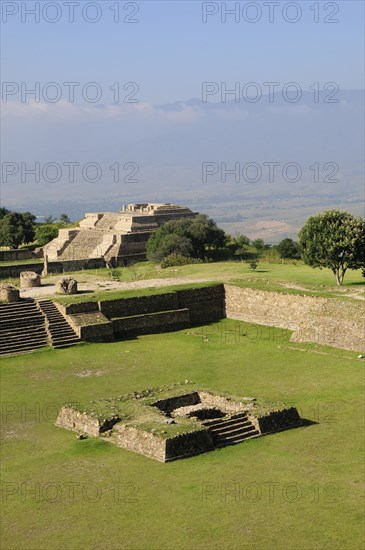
[160,254,203,269]
[35,224,59,246]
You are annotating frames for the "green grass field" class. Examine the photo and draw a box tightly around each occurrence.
[1,318,364,550]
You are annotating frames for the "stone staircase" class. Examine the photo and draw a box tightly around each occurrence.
[203,412,260,448]
[0,300,49,356]
[59,230,104,260]
[37,300,81,349]
[95,213,120,230]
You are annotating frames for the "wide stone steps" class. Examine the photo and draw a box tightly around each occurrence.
[203,412,249,428]
[0,299,49,356]
[59,230,104,260]
[203,413,260,449]
[0,316,46,328]
[37,300,81,349]
[0,342,49,357]
[0,327,47,342]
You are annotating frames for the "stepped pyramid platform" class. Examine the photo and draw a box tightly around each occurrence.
[45,203,198,264]
[56,384,302,462]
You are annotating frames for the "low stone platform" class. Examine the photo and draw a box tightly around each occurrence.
[56,383,303,462]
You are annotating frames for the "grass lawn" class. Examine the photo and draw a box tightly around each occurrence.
[1,319,364,550]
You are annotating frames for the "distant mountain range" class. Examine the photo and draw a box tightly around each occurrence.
[2,90,364,240]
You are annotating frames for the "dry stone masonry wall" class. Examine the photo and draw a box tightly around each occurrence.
[224,285,365,352]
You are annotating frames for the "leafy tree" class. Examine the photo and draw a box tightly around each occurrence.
[0,207,10,220]
[249,259,258,271]
[224,234,251,260]
[147,214,225,262]
[0,211,36,248]
[150,233,193,261]
[277,238,300,259]
[298,210,365,285]
[44,215,57,224]
[251,238,267,251]
[59,213,71,225]
[35,224,59,246]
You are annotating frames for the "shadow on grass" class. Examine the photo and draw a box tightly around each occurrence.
[300,418,319,427]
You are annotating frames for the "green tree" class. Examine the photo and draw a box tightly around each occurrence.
[0,207,10,219]
[59,213,71,224]
[298,210,365,285]
[277,238,300,259]
[0,211,36,248]
[35,224,59,246]
[147,214,225,262]
[251,238,266,251]
[44,215,57,224]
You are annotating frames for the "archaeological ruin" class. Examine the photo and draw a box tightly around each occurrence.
[44,203,197,265]
[56,383,303,462]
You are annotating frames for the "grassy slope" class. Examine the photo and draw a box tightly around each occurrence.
[1,319,364,550]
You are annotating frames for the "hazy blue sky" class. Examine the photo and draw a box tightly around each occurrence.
[2,1,364,104]
[1,1,364,233]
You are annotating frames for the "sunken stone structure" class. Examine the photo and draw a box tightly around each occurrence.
[44,203,197,265]
[56,383,302,462]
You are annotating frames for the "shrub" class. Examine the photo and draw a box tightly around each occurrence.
[160,254,203,268]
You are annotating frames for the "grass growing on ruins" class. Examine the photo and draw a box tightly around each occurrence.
[1,319,364,550]
[55,281,218,305]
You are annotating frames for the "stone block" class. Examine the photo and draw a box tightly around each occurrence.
[56,277,78,295]
[0,284,20,302]
[20,271,41,288]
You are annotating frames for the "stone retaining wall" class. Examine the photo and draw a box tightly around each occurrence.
[176,285,225,325]
[56,406,100,437]
[68,312,114,342]
[257,407,302,434]
[110,424,213,461]
[153,392,200,414]
[224,285,365,352]
[164,430,214,461]
[112,424,166,461]
[153,391,251,417]
[0,258,105,279]
[100,292,178,318]
[0,250,35,262]
[199,391,251,414]
[0,262,44,279]
[63,302,99,315]
[112,309,190,337]
[60,285,225,341]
